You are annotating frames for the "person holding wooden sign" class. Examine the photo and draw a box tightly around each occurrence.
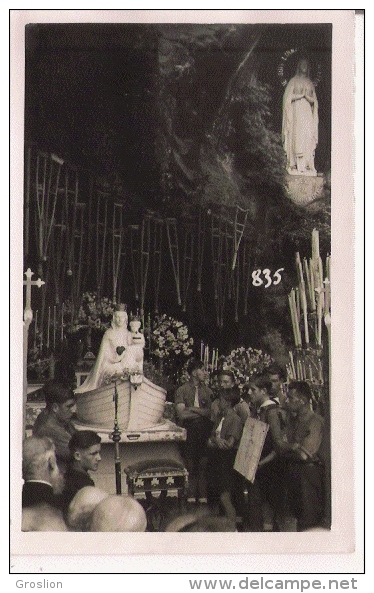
[206,390,243,526]
[246,374,289,531]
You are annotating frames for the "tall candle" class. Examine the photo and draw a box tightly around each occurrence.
[312,229,320,260]
[300,280,309,344]
[318,257,324,288]
[289,350,296,378]
[34,310,38,349]
[288,295,298,347]
[291,290,302,346]
[297,359,303,380]
[296,252,303,286]
[317,290,324,346]
[303,258,311,309]
[201,341,204,361]
[309,258,316,311]
[295,287,301,322]
[324,278,331,314]
[61,303,64,340]
[53,306,56,349]
[326,255,331,282]
[46,307,50,349]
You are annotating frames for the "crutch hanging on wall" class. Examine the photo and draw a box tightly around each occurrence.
[181,219,194,313]
[152,216,163,314]
[111,202,125,304]
[129,225,140,302]
[232,204,250,271]
[165,218,182,306]
[50,191,67,307]
[232,244,241,323]
[80,176,95,296]
[197,207,206,293]
[211,211,223,304]
[242,241,252,317]
[24,145,32,261]
[34,151,64,277]
[139,211,152,319]
[70,202,87,322]
[94,191,109,300]
[217,223,230,328]
[64,167,80,279]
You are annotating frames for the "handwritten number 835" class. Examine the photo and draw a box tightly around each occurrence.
[252,268,284,288]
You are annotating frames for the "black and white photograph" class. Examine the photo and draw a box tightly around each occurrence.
[10,9,360,572]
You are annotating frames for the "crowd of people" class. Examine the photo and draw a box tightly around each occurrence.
[22,356,328,533]
[174,359,327,532]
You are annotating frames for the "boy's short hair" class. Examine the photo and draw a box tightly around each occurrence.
[220,385,241,407]
[288,381,312,402]
[43,381,76,408]
[267,364,285,379]
[218,370,236,384]
[69,431,101,453]
[250,373,272,394]
[187,359,204,375]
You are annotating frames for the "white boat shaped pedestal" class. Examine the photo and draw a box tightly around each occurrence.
[75,376,167,431]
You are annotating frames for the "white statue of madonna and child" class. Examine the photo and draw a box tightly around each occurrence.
[75,304,145,394]
[74,305,167,431]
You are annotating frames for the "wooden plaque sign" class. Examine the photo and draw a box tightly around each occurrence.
[234,417,269,483]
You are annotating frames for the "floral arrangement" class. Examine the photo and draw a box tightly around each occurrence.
[150,314,193,359]
[217,346,273,393]
[66,292,117,333]
[150,314,194,384]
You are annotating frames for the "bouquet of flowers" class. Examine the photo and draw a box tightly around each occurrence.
[66,292,117,333]
[150,314,194,383]
[151,314,194,359]
[217,346,273,394]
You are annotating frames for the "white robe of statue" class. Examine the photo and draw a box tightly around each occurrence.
[282,59,319,177]
[75,311,145,393]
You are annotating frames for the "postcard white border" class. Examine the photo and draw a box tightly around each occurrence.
[9,9,362,573]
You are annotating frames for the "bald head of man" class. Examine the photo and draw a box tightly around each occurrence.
[89,494,147,532]
[67,486,110,531]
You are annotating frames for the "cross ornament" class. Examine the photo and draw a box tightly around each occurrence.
[23,268,45,326]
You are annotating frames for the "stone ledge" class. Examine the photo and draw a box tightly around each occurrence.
[286,174,324,205]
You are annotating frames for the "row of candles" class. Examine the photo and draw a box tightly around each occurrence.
[200,341,219,370]
[32,303,65,351]
[286,349,323,384]
[288,229,331,349]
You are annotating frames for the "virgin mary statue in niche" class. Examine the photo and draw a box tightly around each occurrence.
[282,58,319,177]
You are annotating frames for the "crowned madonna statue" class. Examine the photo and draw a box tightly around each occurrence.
[75,304,145,394]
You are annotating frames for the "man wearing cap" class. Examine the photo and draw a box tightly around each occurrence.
[174,359,213,501]
[61,430,102,510]
[32,381,77,470]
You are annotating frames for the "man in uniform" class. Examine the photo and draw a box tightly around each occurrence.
[284,380,325,531]
[211,370,251,426]
[174,359,213,502]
